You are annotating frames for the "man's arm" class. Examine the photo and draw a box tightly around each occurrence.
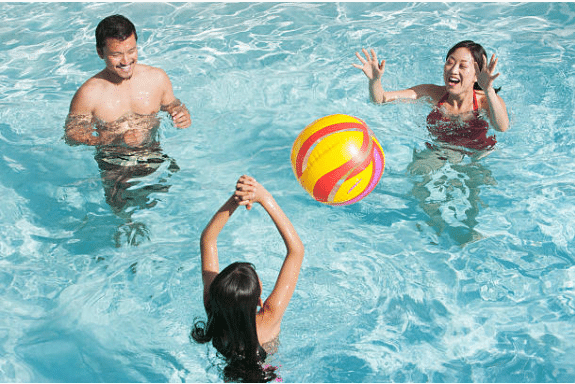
[158,69,191,129]
[64,84,100,146]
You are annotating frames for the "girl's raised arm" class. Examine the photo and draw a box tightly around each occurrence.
[234,175,305,328]
[200,194,239,310]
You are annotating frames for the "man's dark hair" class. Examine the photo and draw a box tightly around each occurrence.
[95,14,137,52]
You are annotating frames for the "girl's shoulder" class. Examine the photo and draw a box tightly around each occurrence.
[256,304,281,347]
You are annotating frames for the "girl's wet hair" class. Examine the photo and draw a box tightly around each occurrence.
[446,40,500,93]
[191,262,277,382]
[96,14,137,52]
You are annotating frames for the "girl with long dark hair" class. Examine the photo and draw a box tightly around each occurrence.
[192,175,304,382]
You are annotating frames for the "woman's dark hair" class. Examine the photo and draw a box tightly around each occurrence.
[95,14,137,52]
[446,40,500,93]
[191,262,277,383]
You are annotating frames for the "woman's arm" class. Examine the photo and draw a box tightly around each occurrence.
[234,176,304,327]
[476,55,509,132]
[484,88,509,132]
[353,48,442,104]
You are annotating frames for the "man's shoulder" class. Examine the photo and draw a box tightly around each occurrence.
[136,63,168,78]
[77,72,109,94]
[70,72,109,112]
[134,64,172,91]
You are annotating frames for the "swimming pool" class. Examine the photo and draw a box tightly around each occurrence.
[1,1,575,382]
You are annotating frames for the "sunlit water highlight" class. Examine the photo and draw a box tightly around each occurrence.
[1,2,575,382]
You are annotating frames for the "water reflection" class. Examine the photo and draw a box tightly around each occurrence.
[94,143,179,247]
[408,146,496,246]
[64,111,180,247]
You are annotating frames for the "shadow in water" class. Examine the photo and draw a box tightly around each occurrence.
[94,143,179,247]
[407,146,496,246]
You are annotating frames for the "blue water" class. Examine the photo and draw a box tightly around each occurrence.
[1,2,575,382]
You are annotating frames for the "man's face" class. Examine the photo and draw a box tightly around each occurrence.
[98,33,138,80]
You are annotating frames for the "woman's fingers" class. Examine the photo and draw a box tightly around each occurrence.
[355,51,366,64]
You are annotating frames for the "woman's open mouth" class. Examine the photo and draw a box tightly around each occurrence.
[448,76,461,86]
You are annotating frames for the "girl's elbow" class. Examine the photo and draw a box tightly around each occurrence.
[286,237,304,258]
[293,240,305,258]
[298,241,305,255]
[200,229,214,248]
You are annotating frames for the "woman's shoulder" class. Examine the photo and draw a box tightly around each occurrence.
[409,84,446,103]
[475,89,505,109]
[428,85,448,102]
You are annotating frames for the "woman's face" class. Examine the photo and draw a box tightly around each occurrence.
[443,47,477,96]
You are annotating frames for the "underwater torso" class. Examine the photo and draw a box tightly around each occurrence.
[261,334,280,355]
[426,90,496,151]
[94,112,161,149]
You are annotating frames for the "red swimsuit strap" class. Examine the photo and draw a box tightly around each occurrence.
[437,89,479,111]
[472,89,479,111]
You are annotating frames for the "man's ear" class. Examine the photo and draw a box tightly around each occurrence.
[97,47,104,59]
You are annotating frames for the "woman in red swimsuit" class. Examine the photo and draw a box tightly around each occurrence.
[354,40,509,150]
[355,41,509,244]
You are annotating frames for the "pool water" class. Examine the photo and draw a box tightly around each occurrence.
[1,2,575,382]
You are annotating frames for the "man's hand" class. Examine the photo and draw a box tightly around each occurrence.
[162,100,191,129]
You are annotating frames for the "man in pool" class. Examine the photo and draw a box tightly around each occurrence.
[64,15,190,245]
[64,14,191,147]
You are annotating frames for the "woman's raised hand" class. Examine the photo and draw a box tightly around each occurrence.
[475,54,500,91]
[353,48,386,81]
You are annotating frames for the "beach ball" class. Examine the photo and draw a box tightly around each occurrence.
[291,114,385,206]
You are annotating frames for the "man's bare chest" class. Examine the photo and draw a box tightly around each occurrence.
[94,85,162,123]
